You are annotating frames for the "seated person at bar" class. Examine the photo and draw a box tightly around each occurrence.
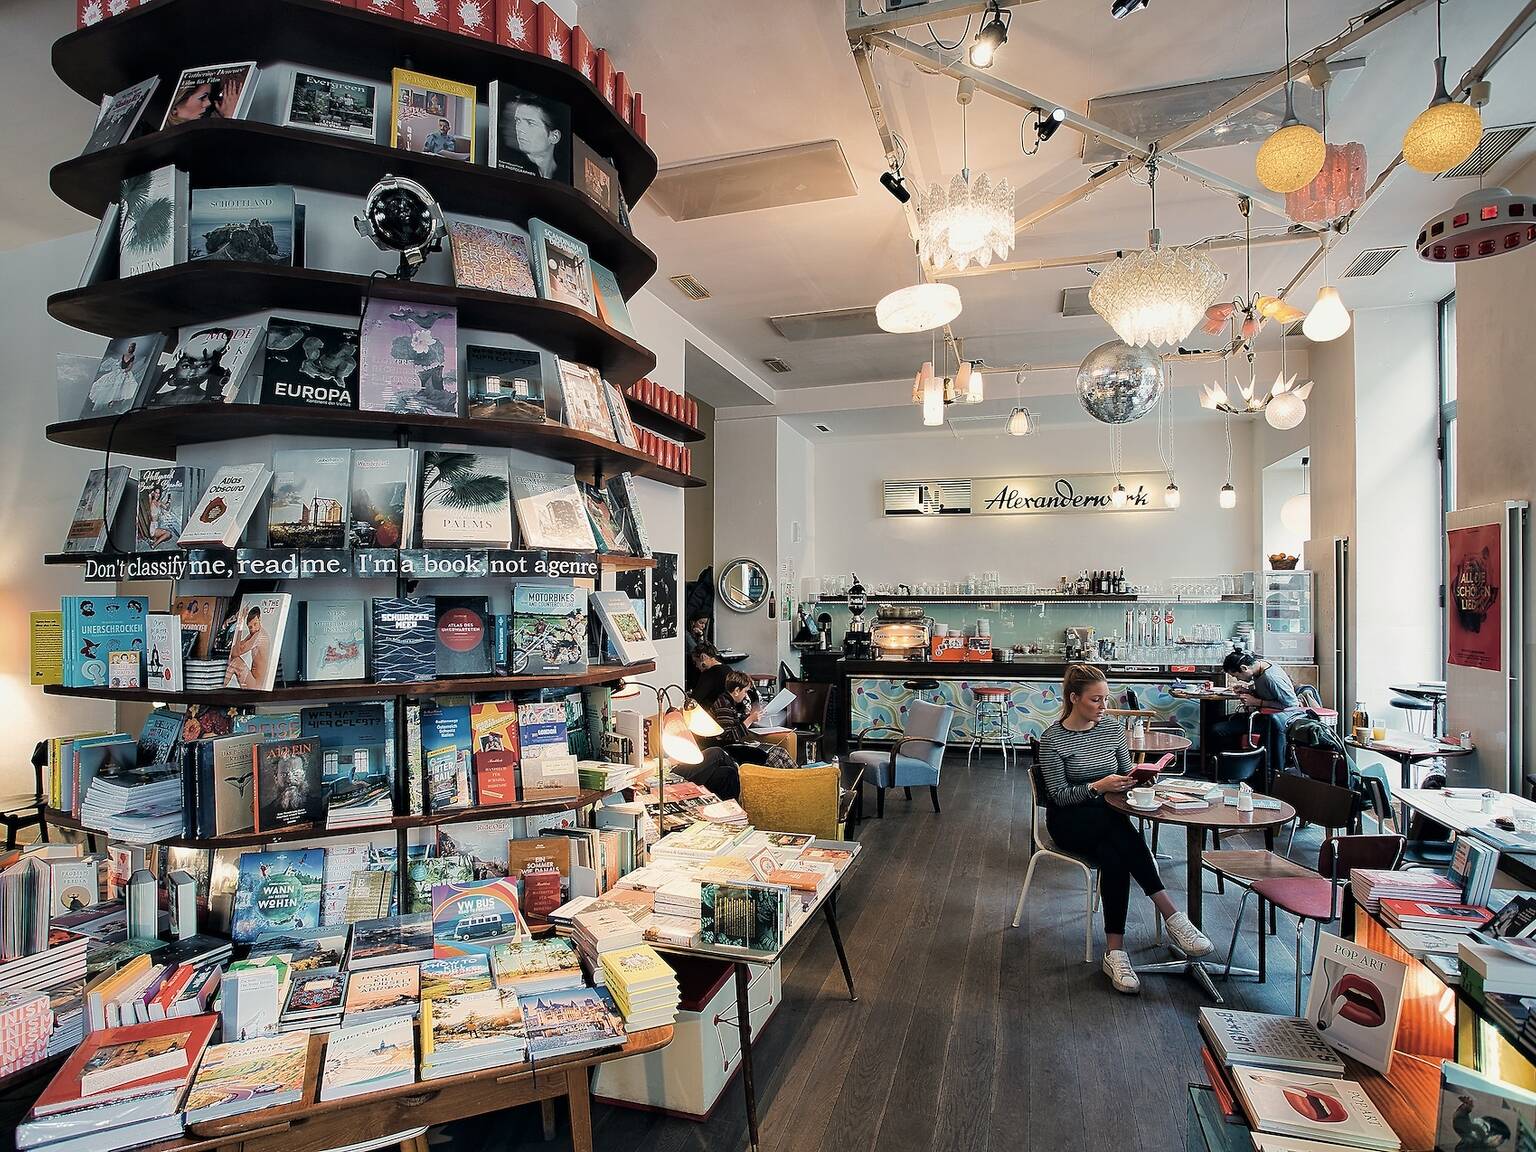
[1038,663,1213,994]
[706,670,797,770]
[1213,648,1302,777]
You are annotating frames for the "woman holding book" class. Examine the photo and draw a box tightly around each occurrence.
[1037,664,1214,993]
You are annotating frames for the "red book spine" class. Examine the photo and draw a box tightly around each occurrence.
[474,756,520,806]
[404,0,448,29]
[535,2,571,63]
[630,92,643,127]
[1199,1045,1245,1125]
[596,49,616,104]
[450,0,495,39]
[357,0,404,17]
[570,26,597,82]
[613,71,631,120]
[633,107,647,143]
[495,0,536,49]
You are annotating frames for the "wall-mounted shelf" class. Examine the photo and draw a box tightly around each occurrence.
[622,393,705,443]
[52,0,656,203]
[812,594,1252,606]
[53,121,657,298]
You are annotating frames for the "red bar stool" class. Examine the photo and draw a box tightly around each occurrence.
[965,685,1017,769]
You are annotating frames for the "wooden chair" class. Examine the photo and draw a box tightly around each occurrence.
[1012,740,1099,963]
[848,700,954,818]
[780,681,834,764]
[738,761,842,842]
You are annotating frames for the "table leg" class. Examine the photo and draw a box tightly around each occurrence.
[826,894,857,1001]
[540,1097,557,1142]
[735,962,760,1152]
[1186,824,1204,930]
[565,1066,593,1152]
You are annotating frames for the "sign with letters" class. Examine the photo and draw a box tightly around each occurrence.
[883,472,1171,517]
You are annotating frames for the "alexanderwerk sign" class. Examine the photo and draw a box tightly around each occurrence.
[910,472,1169,516]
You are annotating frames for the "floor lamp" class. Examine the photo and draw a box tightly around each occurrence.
[612,679,722,834]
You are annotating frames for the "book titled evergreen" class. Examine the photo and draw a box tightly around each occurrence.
[511,584,588,674]
[358,299,460,416]
[188,186,296,265]
[350,447,415,549]
[144,324,265,408]
[464,345,550,422]
[136,466,200,552]
[267,448,352,549]
[231,849,324,943]
[260,317,360,409]
[420,451,513,548]
[434,596,494,678]
[61,466,132,554]
[299,600,367,682]
[118,165,188,277]
[254,738,323,832]
[370,596,436,683]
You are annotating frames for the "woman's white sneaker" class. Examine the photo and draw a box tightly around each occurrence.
[1103,949,1140,994]
[1164,911,1214,957]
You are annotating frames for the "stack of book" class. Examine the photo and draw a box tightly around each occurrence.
[345,914,434,970]
[340,963,420,1026]
[570,908,644,986]
[0,930,88,997]
[1197,1007,1344,1076]
[1230,1066,1400,1150]
[79,768,185,843]
[325,779,394,829]
[0,989,55,1078]
[419,988,528,1080]
[182,658,228,692]
[577,760,637,792]
[280,968,346,1032]
[86,937,233,1031]
[1459,936,1536,998]
[1350,868,1461,914]
[650,822,754,862]
[1380,899,1492,933]
[700,881,789,953]
[1452,836,1501,908]
[320,1016,416,1101]
[599,944,679,1032]
[183,1031,309,1124]
[488,938,585,997]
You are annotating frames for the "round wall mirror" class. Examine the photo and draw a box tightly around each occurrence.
[718,557,770,613]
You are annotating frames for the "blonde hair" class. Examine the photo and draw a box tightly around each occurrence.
[1060,663,1108,718]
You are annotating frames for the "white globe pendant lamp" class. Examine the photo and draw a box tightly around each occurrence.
[876,281,962,334]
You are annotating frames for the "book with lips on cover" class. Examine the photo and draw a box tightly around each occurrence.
[1230,1067,1400,1151]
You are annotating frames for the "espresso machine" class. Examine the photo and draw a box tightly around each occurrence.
[842,573,872,659]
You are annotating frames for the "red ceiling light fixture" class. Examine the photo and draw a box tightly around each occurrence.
[1285,72,1365,225]
[1417,186,1536,263]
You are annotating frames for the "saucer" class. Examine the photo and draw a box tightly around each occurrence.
[1126,799,1160,812]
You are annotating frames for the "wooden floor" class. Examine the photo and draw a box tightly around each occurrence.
[446,756,1319,1152]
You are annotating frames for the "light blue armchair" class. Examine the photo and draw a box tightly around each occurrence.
[848,699,955,818]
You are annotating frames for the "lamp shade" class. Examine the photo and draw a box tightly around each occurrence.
[661,711,703,765]
[1164,482,1182,509]
[1281,491,1311,537]
[1265,391,1306,430]
[1256,121,1327,194]
[1110,483,1128,508]
[1007,407,1035,436]
[1285,141,1366,222]
[1219,483,1237,510]
[681,698,723,738]
[922,374,944,426]
[1302,285,1351,342]
[876,282,962,334]
[1404,100,1483,174]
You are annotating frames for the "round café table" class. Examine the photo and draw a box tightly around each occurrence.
[1105,788,1295,1002]
[1128,727,1194,780]
[1170,687,1240,776]
[1344,729,1473,788]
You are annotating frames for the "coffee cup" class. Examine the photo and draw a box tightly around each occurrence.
[1353,726,1370,743]
[1128,787,1158,810]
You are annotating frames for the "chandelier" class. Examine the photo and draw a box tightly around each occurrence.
[1089,160,1226,347]
[1198,345,1314,430]
[1199,199,1305,347]
[916,84,1014,272]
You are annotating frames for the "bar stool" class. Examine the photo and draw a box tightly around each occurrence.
[1391,693,1434,736]
[966,685,1017,768]
[902,678,941,704]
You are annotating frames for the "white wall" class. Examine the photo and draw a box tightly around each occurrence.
[1262,455,1308,564]
[711,417,779,669]
[775,422,814,668]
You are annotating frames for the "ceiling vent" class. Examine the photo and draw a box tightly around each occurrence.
[768,307,883,341]
[1282,318,1306,338]
[649,140,858,221]
[1342,247,1402,278]
[814,423,833,433]
[762,357,793,374]
[1438,124,1533,179]
[668,274,710,301]
[1060,286,1096,318]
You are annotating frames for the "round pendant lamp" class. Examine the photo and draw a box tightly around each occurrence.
[1402,4,1483,175]
[1256,0,1326,194]
[876,282,962,334]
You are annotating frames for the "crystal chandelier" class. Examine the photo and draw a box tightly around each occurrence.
[1089,160,1226,347]
[916,85,1014,272]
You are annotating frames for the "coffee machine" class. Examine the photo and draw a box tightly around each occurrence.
[842,573,872,659]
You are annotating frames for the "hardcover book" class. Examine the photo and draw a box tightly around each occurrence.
[143,613,183,693]
[77,204,119,288]
[268,448,352,549]
[179,463,272,548]
[250,924,348,971]
[118,165,188,277]
[1302,932,1406,1076]
[579,483,628,554]
[434,596,495,677]
[136,466,199,552]
[188,186,296,265]
[517,701,568,766]
[350,447,416,548]
[61,595,147,688]
[423,705,474,811]
[519,753,579,805]
[529,219,597,316]
[299,600,367,682]
[370,596,437,683]
[223,594,292,692]
[346,914,433,970]
[487,81,572,182]
[419,987,526,1073]
[465,345,551,422]
[175,595,228,659]
[320,1017,415,1100]
[490,937,582,991]
[420,451,514,548]
[497,0,537,49]
[80,334,166,420]
[81,77,160,155]
[1197,1008,1344,1075]
[590,590,657,664]
[469,701,520,805]
[341,963,420,1021]
[604,380,639,448]
[231,849,324,944]
[358,299,460,416]
[431,878,528,955]
[182,1031,308,1124]
[699,881,786,952]
[519,987,624,1060]
[448,221,535,297]
[553,360,612,440]
[605,473,652,557]
[32,1015,215,1118]
[254,738,323,831]
[590,261,635,339]
[390,68,476,162]
[511,470,596,551]
[572,139,620,223]
[1231,1067,1400,1151]
[282,70,379,140]
[144,324,265,408]
[260,317,360,410]
[512,584,588,675]
[62,466,132,554]
[160,62,258,129]
[420,955,495,1000]
[1436,1061,1536,1152]
[207,732,260,835]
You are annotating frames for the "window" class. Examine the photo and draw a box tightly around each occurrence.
[1438,293,1457,672]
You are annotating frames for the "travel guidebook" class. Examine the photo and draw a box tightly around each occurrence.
[182,1031,308,1124]
[464,345,551,422]
[468,701,519,805]
[79,333,166,420]
[231,849,324,943]
[358,299,460,416]
[143,324,265,408]
[320,1017,415,1100]
[431,878,528,957]
[520,987,624,1060]
[260,317,360,410]
[188,186,296,264]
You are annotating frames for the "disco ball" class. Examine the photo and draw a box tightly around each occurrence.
[1076,340,1166,424]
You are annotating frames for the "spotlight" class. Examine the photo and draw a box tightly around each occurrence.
[1111,0,1149,17]
[880,169,911,204]
[969,1,1009,68]
[354,174,446,281]
[1035,107,1067,144]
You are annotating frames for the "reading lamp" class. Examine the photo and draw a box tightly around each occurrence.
[613,679,722,831]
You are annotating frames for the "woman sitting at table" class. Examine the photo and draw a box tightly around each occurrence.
[1213,648,1303,777]
[1039,663,1214,994]
[705,670,798,770]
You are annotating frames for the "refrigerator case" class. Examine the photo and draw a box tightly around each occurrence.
[1258,570,1314,661]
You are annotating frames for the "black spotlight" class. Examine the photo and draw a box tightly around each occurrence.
[354,174,446,280]
[880,169,911,204]
[1035,106,1067,143]
[969,1,1009,68]
[1111,0,1149,17]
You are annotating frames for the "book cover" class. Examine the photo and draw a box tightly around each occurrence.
[223,593,292,691]
[420,955,494,1000]
[143,613,183,693]
[511,470,596,551]
[282,70,379,140]
[552,360,612,440]
[519,754,579,805]
[205,732,259,835]
[490,937,581,987]
[590,590,656,664]
[590,261,634,339]
[431,878,527,954]
[469,701,520,805]
[300,600,367,682]
[179,463,271,548]
[358,299,460,416]
[81,76,160,155]
[420,451,513,548]
[231,849,324,944]
[1437,1060,1536,1152]
[487,81,572,182]
[390,68,476,162]
[434,596,494,678]
[136,466,198,552]
[80,334,166,420]
[160,62,258,129]
[254,738,322,831]
[49,859,98,916]
[32,1015,214,1117]
[419,987,525,1067]
[107,648,140,688]
[342,964,419,1018]
[250,924,348,971]
[61,596,147,689]
[267,449,351,549]
[1303,932,1407,1077]
[535,3,570,61]
[144,324,265,408]
[118,165,187,277]
[579,483,627,555]
[512,584,588,675]
[448,221,535,296]
[188,186,296,265]
[282,968,345,1016]
[174,596,227,660]
[517,702,568,762]
[529,219,596,316]
[519,987,624,1059]
[1231,1067,1399,1150]
[700,882,785,952]
[423,705,474,811]
[464,345,551,422]
[371,596,437,683]
[320,1017,414,1101]
[347,914,433,969]
[260,317,360,410]
[603,380,639,448]
[1197,1008,1344,1075]
[605,473,652,557]
[572,140,620,223]
[183,1031,307,1124]
[497,0,537,49]
[77,204,119,288]
[350,447,415,548]
[61,466,131,554]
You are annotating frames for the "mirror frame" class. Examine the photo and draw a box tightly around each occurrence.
[718,556,770,613]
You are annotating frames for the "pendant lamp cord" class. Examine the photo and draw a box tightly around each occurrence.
[1282,0,1295,118]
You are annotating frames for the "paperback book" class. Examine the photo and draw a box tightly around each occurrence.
[358,299,459,416]
[469,701,520,805]
[487,81,572,181]
[231,849,324,944]
[420,954,495,1000]
[179,463,272,548]
[222,593,292,692]
[448,220,535,296]
[135,466,200,552]
[143,613,183,693]
[188,186,296,265]
[118,165,188,277]
[529,219,597,316]
[423,705,474,811]
[511,470,597,551]
[260,317,360,409]
[605,473,652,557]
[61,466,132,554]
[144,324,265,408]
[464,345,551,422]
[371,596,437,683]
[299,600,367,682]
[267,448,351,548]
[79,334,166,420]
[61,596,147,688]
[350,447,416,548]
[420,451,514,548]
[282,70,379,140]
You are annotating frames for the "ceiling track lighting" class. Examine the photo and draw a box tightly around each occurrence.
[969,1,1010,69]
[879,168,911,204]
[1111,0,1149,18]
[1034,106,1067,145]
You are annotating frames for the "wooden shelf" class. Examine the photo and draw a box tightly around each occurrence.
[598,555,657,571]
[43,660,653,706]
[622,393,705,443]
[645,464,707,489]
[44,787,613,850]
[52,0,656,204]
[49,266,657,388]
[52,120,657,299]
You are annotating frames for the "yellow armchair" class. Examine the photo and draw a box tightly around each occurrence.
[738,762,841,842]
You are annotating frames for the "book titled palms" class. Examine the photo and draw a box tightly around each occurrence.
[448,221,535,296]
[469,702,519,804]
[358,299,460,416]
[590,590,656,664]
[350,447,416,548]
[223,593,292,692]
[267,448,351,548]
[528,218,596,316]
[512,584,587,675]
[465,345,551,422]
[180,463,272,548]
[79,333,167,420]
[260,317,360,409]
[299,600,367,682]
[118,165,188,277]
[136,466,200,552]
[231,848,324,943]
[188,186,296,264]
[511,470,596,551]
[254,738,322,832]
[420,451,513,548]
[143,324,265,408]
[62,465,132,554]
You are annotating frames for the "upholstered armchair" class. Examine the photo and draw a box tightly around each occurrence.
[847,699,955,818]
[738,761,842,842]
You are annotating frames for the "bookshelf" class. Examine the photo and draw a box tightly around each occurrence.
[622,392,706,444]
[43,549,658,579]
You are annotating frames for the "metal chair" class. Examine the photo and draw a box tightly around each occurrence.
[0,744,49,850]
[848,699,954,818]
[1391,693,1435,735]
[1012,741,1100,963]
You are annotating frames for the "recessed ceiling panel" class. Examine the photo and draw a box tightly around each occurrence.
[649,140,858,221]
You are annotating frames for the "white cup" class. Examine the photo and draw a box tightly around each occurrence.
[1128,786,1158,810]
